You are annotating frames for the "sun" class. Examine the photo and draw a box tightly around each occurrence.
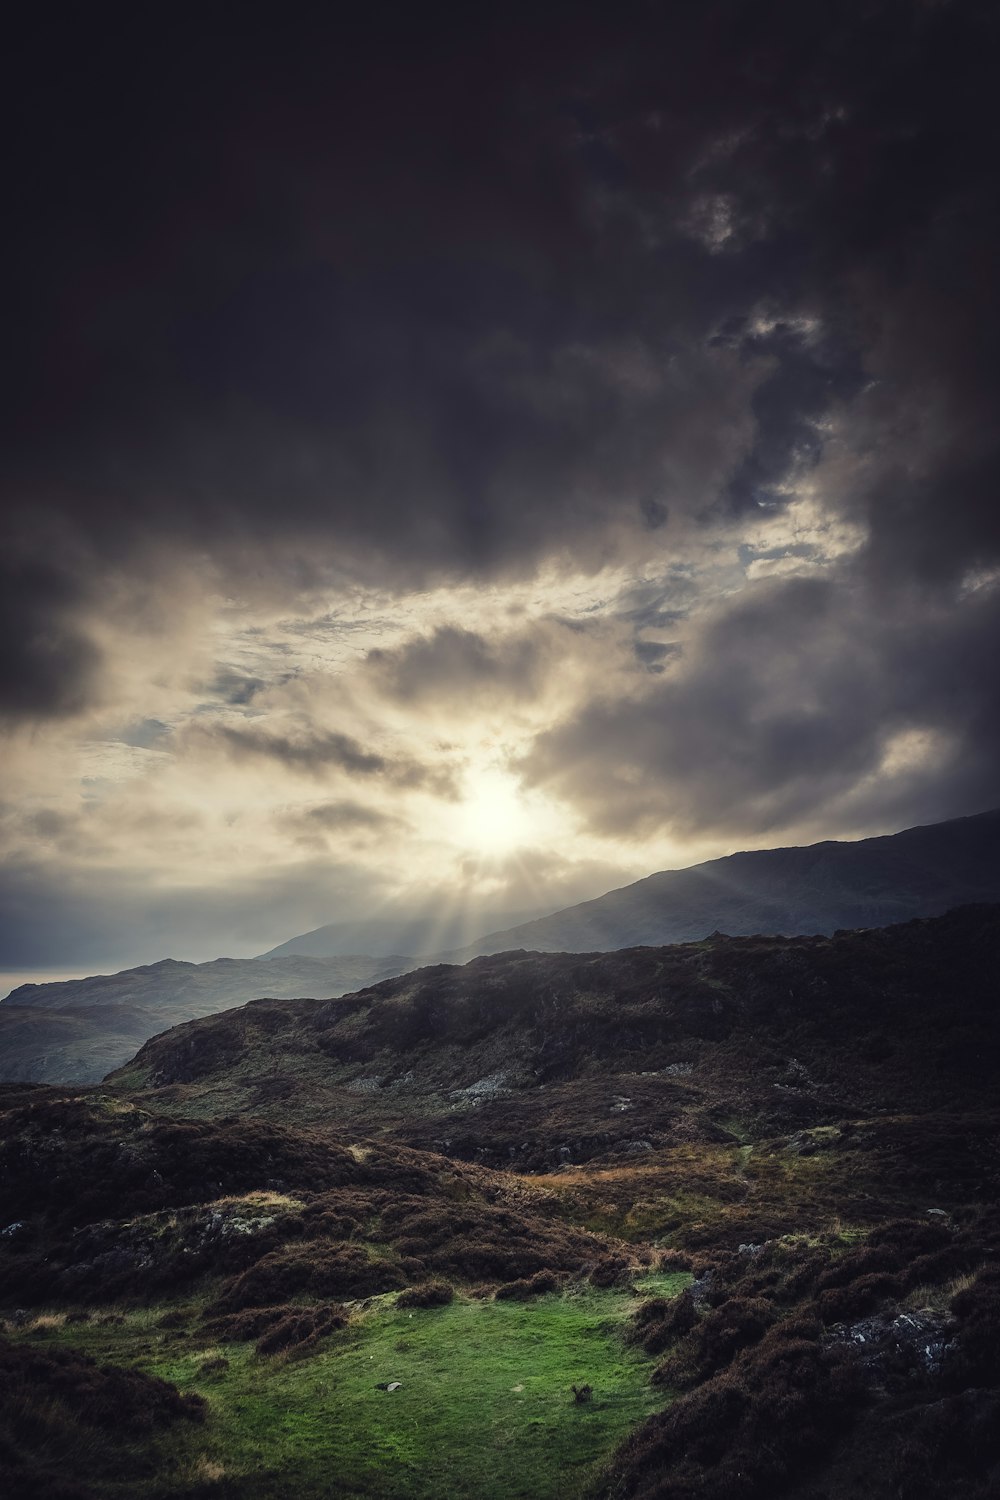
[452,768,540,856]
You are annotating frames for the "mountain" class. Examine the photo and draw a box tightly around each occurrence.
[258,905,546,959]
[0,953,413,1083]
[5,808,999,1087]
[113,904,1000,1168]
[444,808,1000,960]
[3,905,999,1499]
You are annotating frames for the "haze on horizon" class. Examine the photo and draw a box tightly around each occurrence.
[3,2,999,980]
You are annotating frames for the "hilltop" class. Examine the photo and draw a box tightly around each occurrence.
[258,904,544,960]
[442,808,1000,960]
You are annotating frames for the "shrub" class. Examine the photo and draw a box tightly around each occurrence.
[947,1264,1000,1385]
[204,1302,348,1355]
[494,1271,560,1301]
[209,1243,405,1313]
[657,1249,693,1272]
[818,1272,904,1325]
[156,1310,189,1329]
[0,1335,205,1433]
[632,1289,698,1355]
[815,1244,903,1292]
[589,1255,632,1288]
[397,1282,455,1309]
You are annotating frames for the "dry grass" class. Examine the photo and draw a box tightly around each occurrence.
[191,1456,227,1482]
[28,1312,67,1334]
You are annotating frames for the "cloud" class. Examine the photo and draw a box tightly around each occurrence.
[3,5,919,598]
[521,570,1000,843]
[187,723,458,796]
[0,554,102,722]
[206,671,270,707]
[278,800,411,852]
[366,625,557,709]
[4,3,996,621]
[0,853,375,970]
[298,801,408,833]
[4,2,1000,969]
[213,726,387,776]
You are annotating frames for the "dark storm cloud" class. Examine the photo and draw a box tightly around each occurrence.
[0,554,102,721]
[716,321,864,513]
[2,0,999,844]
[522,573,1000,839]
[11,1,993,588]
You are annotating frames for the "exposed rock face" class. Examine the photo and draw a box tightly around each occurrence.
[828,1309,956,1384]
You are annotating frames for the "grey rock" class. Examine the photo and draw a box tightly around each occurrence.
[828,1309,955,1385]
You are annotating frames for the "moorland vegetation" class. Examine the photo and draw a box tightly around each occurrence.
[2,906,999,1497]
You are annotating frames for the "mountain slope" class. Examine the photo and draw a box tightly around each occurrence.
[114,905,1000,1189]
[0,1003,158,1087]
[0,953,413,1083]
[446,808,1000,959]
[6,808,998,1086]
[258,905,544,960]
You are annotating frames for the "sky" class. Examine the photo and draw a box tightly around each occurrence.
[3,0,999,977]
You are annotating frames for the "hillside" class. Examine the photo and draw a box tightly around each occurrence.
[113,906,1000,1200]
[6,809,998,1088]
[2,906,999,1498]
[0,954,412,1083]
[442,808,1000,960]
[0,1002,161,1087]
[259,905,543,960]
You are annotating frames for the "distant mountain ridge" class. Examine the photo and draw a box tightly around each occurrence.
[257,906,545,960]
[0,954,413,1084]
[442,808,1000,960]
[3,808,999,1086]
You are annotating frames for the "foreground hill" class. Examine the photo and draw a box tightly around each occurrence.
[115,905,1000,1193]
[2,906,999,1497]
[443,808,1000,959]
[0,953,412,1083]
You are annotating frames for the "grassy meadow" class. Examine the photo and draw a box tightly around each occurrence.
[6,1280,690,1498]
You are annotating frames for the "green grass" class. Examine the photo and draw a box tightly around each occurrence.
[23,1285,680,1498]
[631,1271,692,1298]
